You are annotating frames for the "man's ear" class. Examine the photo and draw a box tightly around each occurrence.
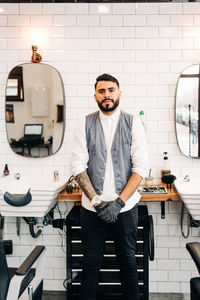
[94,93,97,102]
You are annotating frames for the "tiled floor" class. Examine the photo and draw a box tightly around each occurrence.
[42,291,65,300]
[42,292,190,300]
[150,293,189,300]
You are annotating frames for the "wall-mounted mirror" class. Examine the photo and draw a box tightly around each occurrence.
[5,63,65,158]
[176,64,199,158]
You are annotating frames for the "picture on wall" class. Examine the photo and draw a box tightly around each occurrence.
[6,66,24,102]
[6,104,14,123]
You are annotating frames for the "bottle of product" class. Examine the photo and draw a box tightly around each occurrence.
[161,152,171,177]
[3,164,9,176]
[139,110,147,131]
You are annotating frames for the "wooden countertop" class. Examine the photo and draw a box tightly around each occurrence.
[58,185,180,202]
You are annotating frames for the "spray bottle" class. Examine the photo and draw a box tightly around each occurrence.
[3,164,9,176]
[139,110,147,131]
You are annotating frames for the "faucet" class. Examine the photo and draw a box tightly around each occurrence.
[184,175,190,182]
[54,170,59,182]
[14,173,20,180]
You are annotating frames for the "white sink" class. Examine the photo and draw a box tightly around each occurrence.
[174,178,200,220]
[0,175,67,217]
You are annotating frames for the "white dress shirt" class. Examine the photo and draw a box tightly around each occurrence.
[71,107,148,213]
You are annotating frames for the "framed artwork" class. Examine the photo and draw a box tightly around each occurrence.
[6,66,24,102]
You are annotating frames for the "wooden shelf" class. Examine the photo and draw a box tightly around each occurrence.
[58,189,82,202]
[58,185,180,203]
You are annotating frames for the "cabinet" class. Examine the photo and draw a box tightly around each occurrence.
[66,205,154,300]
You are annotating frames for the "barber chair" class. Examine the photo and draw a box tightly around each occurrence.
[186,242,200,300]
[0,241,46,300]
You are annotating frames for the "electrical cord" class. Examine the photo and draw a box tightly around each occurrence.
[55,203,66,218]
[63,278,67,290]
[57,228,66,254]
[180,202,190,238]
[55,202,70,289]
[53,203,67,253]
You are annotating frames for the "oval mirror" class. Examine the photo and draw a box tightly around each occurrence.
[5,63,65,158]
[176,64,200,158]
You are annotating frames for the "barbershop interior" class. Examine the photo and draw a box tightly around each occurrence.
[1,1,200,300]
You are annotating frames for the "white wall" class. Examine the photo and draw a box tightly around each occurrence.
[0,2,200,293]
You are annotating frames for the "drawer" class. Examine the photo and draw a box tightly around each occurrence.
[72,268,145,284]
[71,241,116,255]
[72,255,118,269]
[70,226,145,242]
[70,240,144,255]
[71,280,145,296]
[71,254,145,270]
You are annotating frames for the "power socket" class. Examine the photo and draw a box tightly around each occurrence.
[190,217,200,228]
[3,240,13,255]
[52,219,65,230]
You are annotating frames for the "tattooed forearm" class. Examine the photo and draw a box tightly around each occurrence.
[75,171,97,201]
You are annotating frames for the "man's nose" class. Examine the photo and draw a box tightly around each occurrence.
[104,90,110,98]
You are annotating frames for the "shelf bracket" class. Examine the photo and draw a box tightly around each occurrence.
[161,202,165,219]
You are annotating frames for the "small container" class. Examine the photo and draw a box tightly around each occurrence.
[53,170,59,182]
[145,169,153,186]
[145,177,153,186]
[161,152,171,178]
[3,164,9,176]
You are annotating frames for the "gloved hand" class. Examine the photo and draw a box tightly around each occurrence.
[97,197,125,223]
[94,201,108,214]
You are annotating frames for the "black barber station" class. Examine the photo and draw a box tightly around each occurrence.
[66,205,154,300]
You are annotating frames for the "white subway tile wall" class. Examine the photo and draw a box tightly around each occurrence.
[0,2,199,293]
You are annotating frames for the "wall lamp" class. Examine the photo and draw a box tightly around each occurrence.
[31,45,42,63]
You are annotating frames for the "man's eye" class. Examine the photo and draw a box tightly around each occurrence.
[99,90,104,94]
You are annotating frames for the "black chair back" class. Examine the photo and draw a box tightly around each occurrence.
[186,242,200,274]
[0,241,10,300]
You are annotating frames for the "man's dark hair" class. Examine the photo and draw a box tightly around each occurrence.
[95,73,120,90]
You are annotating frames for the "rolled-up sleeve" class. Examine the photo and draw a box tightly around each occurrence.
[131,116,148,178]
[70,117,89,177]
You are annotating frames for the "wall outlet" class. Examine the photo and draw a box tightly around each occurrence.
[3,240,13,255]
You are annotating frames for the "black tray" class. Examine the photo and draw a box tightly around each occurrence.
[138,186,167,194]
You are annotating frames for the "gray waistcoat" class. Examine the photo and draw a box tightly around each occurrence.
[86,110,133,195]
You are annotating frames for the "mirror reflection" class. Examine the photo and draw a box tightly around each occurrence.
[176,64,199,158]
[5,63,65,158]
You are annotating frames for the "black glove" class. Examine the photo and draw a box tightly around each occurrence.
[94,201,108,214]
[97,197,125,223]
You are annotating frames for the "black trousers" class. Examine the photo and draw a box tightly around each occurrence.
[80,205,139,300]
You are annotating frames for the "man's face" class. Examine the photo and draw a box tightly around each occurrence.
[94,81,121,114]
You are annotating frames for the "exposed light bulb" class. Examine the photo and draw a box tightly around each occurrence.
[98,5,109,13]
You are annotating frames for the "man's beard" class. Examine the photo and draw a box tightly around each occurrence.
[97,98,120,112]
